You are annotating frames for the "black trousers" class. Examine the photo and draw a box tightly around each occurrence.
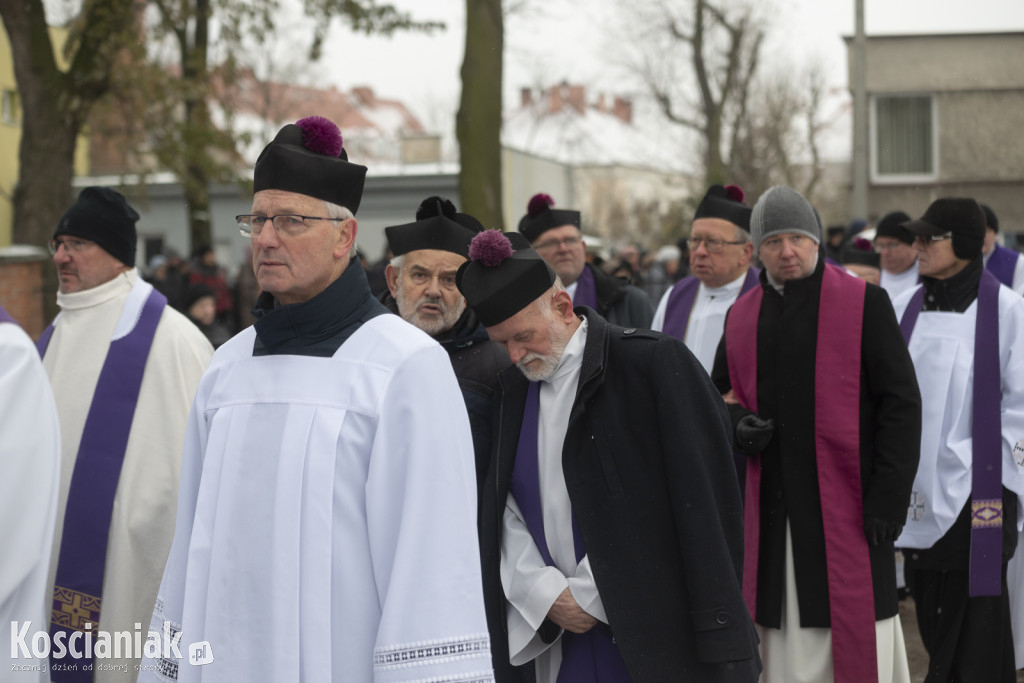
[904,561,1016,683]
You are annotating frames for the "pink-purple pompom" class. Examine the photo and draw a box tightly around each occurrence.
[852,236,873,251]
[469,230,514,268]
[527,193,555,218]
[724,185,745,203]
[296,116,344,157]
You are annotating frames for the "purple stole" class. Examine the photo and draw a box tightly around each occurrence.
[662,268,759,341]
[507,382,630,683]
[38,287,167,682]
[726,265,877,683]
[0,305,15,325]
[571,265,598,310]
[899,270,1003,596]
[986,244,1018,288]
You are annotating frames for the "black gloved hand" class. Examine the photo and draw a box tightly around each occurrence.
[735,413,775,455]
[863,516,903,547]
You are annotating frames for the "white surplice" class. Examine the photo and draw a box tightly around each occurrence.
[143,314,492,682]
[879,261,919,300]
[891,284,1024,550]
[500,320,605,683]
[651,272,748,374]
[0,317,61,682]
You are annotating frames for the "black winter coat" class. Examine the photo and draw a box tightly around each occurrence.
[481,309,761,682]
[712,259,922,628]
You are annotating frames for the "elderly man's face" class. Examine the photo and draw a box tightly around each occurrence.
[386,249,467,336]
[874,237,917,275]
[689,217,753,288]
[486,290,576,382]
[758,233,819,283]
[532,225,586,286]
[250,190,356,305]
[51,237,129,294]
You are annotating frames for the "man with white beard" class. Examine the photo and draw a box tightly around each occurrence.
[382,196,509,490]
[457,230,760,682]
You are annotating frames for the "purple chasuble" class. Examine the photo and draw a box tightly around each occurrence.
[726,264,877,683]
[507,382,630,683]
[571,265,598,310]
[42,288,166,682]
[899,270,1004,596]
[662,268,759,341]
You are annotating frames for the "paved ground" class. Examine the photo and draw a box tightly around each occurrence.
[900,597,1024,682]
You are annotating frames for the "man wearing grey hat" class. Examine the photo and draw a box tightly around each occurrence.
[143,118,493,682]
[712,186,922,683]
[458,231,759,682]
[38,186,213,680]
[891,197,1024,682]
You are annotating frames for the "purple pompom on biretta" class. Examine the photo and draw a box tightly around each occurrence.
[469,230,514,268]
[296,116,344,158]
[527,193,555,218]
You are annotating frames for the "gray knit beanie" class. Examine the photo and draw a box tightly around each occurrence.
[750,186,822,252]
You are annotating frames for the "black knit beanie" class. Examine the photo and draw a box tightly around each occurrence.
[54,187,139,267]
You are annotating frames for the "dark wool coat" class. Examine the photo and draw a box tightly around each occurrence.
[711,258,922,628]
[481,309,761,683]
[586,263,655,329]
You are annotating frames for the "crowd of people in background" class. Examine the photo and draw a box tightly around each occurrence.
[8,112,1023,683]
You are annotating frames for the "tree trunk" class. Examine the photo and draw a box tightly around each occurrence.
[457,0,504,229]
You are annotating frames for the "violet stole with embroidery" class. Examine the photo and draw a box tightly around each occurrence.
[725,264,877,683]
[37,288,167,682]
[898,270,1003,596]
[507,381,630,683]
[662,268,759,341]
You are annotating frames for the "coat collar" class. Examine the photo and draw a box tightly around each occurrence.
[252,259,387,356]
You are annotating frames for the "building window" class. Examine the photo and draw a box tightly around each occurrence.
[2,90,19,125]
[872,95,937,182]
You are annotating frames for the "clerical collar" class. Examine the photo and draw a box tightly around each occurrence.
[57,268,137,312]
[920,256,983,313]
[701,270,747,299]
[252,259,387,357]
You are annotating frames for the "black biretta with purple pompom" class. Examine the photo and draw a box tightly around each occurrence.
[693,184,752,230]
[254,116,368,214]
[386,196,481,258]
[518,193,582,244]
[456,231,556,327]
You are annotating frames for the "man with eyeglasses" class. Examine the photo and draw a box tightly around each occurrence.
[890,198,1024,682]
[381,195,509,490]
[38,186,213,680]
[518,194,653,328]
[142,117,493,682]
[873,211,919,298]
[652,184,758,373]
[712,186,922,683]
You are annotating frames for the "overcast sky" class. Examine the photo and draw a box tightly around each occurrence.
[308,0,1024,132]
